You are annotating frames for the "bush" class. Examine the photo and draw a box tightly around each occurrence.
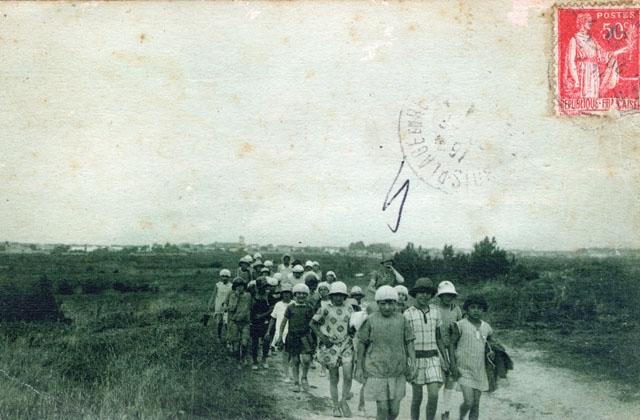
[112,280,151,293]
[0,275,65,321]
[80,277,111,294]
[55,278,75,295]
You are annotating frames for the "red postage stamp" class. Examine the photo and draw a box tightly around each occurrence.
[555,5,639,115]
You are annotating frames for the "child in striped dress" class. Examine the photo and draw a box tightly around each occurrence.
[449,295,494,420]
[404,278,448,420]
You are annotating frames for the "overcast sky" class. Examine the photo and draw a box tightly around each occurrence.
[1,1,639,250]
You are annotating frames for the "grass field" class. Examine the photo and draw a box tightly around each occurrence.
[0,250,638,418]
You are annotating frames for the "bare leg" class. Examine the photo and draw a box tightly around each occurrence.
[425,382,442,420]
[358,384,365,411]
[410,384,423,420]
[442,375,455,417]
[341,361,353,416]
[300,354,311,381]
[469,389,481,420]
[459,385,474,420]
[329,367,340,409]
[389,395,403,420]
[292,357,300,385]
[282,350,291,379]
[376,400,389,420]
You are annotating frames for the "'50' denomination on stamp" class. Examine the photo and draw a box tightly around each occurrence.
[555,5,639,115]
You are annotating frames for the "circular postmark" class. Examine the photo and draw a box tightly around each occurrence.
[399,97,494,194]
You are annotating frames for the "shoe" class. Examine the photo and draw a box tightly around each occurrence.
[284,377,292,383]
[332,406,342,417]
[293,383,301,393]
[301,378,311,392]
[262,362,269,369]
[441,412,450,420]
[340,400,352,418]
[251,364,259,370]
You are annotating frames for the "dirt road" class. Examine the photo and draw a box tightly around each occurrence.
[262,346,640,420]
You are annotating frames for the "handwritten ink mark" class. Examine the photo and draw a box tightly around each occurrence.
[382,160,410,233]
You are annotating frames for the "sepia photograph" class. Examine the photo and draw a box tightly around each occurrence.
[1,1,639,419]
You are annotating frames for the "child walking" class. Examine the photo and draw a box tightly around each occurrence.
[404,278,449,420]
[356,285,416,420]
[226,277,252,366]
[311,281,355,417]
[250,277,273,370]
[207,269,233,342]
[268,282,293,381]
[276,283,315,393]
[435,281,463,420]
[449,295,494,420]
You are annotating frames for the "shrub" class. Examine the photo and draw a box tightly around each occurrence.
[80,277,111,294]
[55,278,75,295]
[0,275,65,321]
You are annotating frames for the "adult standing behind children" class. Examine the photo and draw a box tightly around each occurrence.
[404,278,449,420]
[288,264,305,285]
[434,280,463,420]
[278,253,293,277]
[367,259,404,297]
[207,269,233,342]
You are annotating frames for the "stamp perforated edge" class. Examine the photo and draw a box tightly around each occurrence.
[551,1,640,116]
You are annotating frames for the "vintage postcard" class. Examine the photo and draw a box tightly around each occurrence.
[0,1,639,419]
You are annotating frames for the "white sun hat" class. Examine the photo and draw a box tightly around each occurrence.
[375,285,399,302]
[349,286,364,297]
[312,261,320,267]
[328,281,349,296]
[394,285,409,296]
[253,252,262,260]
[264,260,273,267]
[326,271,336,279]
[219,269,231,277]
[273,273,283,282]
[304,260,314,268]
[436,280,458,296]
[317,281,330,291]
[292,264,304,273]
[292,283,310,294]
[280,282,293,293]
[266,276,278,286]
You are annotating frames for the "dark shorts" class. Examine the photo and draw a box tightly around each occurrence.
[285,331,315,357]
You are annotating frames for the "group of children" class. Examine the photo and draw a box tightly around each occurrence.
[208,254,498,420]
